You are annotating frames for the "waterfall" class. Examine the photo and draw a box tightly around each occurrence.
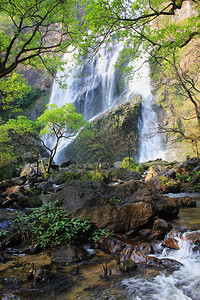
[45,43,165,164]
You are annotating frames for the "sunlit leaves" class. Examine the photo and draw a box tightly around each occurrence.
[0,73,30,110]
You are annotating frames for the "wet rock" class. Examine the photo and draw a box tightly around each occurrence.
[184,231,200,251]
[177,196,196,207]
[152,218,172,237]
[98,236,127,254]
[1,293,23,300]
[145,165,165,181]
[119,259,137,272]
[162,237,180,250]
[49,180,179,233]
[120,248,147,264]
[138,228,165,241]
[20,163,37,177]
[51,244,90,264]
[184,231,200,242]
[146,257,183,270]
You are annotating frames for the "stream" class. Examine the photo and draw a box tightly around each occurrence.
[0,194,200,299]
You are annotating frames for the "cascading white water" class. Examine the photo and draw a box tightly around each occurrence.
[122,230,200,300]
[45,42,165,164]
[126,56,166,162]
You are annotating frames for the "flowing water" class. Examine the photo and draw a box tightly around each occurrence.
[1,195,199,299]
[64,194,200,300]
[45,43,165,164]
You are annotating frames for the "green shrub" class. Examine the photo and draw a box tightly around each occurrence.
[120,157,144,173]
[13,200,110,249]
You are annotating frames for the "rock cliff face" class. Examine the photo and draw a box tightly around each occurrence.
[152,2,200,162]
[59,97,142,164]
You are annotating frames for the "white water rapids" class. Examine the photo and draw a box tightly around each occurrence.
[122,232,200,300]
[45,42,166,164]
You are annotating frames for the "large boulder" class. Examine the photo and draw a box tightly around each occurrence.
[49,180,179,233]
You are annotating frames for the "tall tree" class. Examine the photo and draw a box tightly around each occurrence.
[0,103,86,172]
[0,0,78,79]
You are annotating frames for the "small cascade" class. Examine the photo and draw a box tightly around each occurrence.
[44,43,166,164]
[123,231,200,300]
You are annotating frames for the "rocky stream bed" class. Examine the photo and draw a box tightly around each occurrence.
[0,158,200,299]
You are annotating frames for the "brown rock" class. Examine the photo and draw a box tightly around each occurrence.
[162,237,180,250]
[145,165,165,181]
[4,186,24,195]
[177,196,196,207]
[146,257,183,270]
[51,245,89,264]
[184,231,200,243]
[49,180,179,233]
[152,218,172,235]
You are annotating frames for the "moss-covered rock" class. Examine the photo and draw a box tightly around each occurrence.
[120,157,144,173]
[119,259,137,272]
[60,98,142,164]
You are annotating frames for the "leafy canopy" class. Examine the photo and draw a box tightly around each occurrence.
[38,103,86,138]
[0,0,78,79]
[0,103,86,170]
[74,0,200,66]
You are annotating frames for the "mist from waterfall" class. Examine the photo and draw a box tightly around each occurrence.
[45,43,165,164]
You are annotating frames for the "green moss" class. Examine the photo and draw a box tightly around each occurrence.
[120,157,144,173]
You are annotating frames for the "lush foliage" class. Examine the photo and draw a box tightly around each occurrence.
[13,200,110,248]
[0,0,78,112]
[0,73,31,117]
[74,1,200,62]
[38,103,86,172]
[0,103,86,170]
[0,0,78,79]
